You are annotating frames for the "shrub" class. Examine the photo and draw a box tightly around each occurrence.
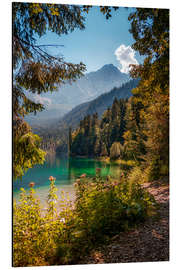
[13,177,73,267]
[13,173,156,266]
[127,166,145,184]
[73,172,156,245]
[13,187,46,266]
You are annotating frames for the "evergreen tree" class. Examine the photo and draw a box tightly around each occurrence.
[100,142,108,157]
[110,98,120,144]
[88,113,98,156]
[68,127,72,156]
[129,8,169,179]
[111,97,119,120]
[68,7,169,175]
[118,99,127,144]
[94,137,101,157]
[13,3,86,178]
[101,108,112,152]
[122,97,145,161]
[70,99,128,158]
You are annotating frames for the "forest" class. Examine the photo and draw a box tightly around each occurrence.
[70,98,127,157]
[70,78,168,181]
[12,3,169,267]
[34,79,138,154]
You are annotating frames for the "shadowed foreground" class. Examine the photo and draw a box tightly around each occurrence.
[77,180,169,264]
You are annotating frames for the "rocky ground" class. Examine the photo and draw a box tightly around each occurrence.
[77,180,169,264]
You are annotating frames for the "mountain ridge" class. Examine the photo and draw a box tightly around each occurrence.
[32,78,139,153]
[27,64,129,126]
[58,79,139,130]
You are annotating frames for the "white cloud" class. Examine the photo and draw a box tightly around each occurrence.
[33,94,52,107]
[114,44,138,74]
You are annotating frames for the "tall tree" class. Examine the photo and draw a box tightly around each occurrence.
[70,99,128,158]
[12,3,123,178]
[13,3,86,178]
[129,8,169,179]
[68,127,72,156]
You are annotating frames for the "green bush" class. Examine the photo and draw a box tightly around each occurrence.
[13,177,73,267]
[13,173,156,266]
[73,171,156,244]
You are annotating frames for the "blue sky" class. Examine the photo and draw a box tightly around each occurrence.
[37,6,143,73]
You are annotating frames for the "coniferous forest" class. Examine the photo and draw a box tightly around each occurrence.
[70,85,168,181]
[70,98,127,158]
[12,3,169,267]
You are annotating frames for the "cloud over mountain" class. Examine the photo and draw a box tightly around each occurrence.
[114,44,138,74]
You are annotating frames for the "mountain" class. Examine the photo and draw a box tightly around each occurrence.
[43,64,129,106]
[26,64,129,125]
[58,79,139,130]
[33,79,139,153]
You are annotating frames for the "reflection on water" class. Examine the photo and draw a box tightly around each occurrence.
[13,154,123,201]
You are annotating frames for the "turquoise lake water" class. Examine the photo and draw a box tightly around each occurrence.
[13,154,122,202]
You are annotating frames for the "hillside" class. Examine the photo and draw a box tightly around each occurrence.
[58,79,138,130]
[26,64,129,125]
[33,79,139,153]
[51,63,129,106]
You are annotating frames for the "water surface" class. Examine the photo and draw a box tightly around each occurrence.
[13,154,122,202]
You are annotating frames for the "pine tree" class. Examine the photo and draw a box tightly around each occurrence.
[129,8,169,179]
[94,137,101,157]
[100,142,108,157]
[13,3,86,178]
[68,127,72,156]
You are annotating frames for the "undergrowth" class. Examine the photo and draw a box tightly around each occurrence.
[13,171,156,266]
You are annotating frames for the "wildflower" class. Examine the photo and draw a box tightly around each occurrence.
[60,218,65,223]
[49,176,55,181]
[112,181,118,186]
[96,168,101,173]
[29,182,35,188]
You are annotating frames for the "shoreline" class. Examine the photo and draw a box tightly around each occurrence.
[13,183,76,206]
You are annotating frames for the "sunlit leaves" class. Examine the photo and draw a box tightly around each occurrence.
[74,174,156,239]
[128,8,169,179]
[129,8,169,59]
[12,3,87,178]
[16,60,86,94]
[13,181,73,266]
[30,3,43,14]
[13,122,46,179]
[13,170,157,266]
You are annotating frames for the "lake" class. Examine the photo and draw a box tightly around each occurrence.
[13,154,122,203]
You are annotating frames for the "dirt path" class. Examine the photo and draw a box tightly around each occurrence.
[78,180,169,264]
